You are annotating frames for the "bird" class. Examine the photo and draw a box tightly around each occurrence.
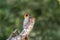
[23,13,30,29]
[20,13,35,40]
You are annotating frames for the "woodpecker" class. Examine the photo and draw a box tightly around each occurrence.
[23,13,30,29]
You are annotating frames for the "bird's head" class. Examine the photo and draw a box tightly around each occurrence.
[24,13,29,19]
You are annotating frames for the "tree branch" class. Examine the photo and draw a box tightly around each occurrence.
[7,18,35,40]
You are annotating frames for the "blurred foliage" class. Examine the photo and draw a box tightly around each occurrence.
[0,0,60,40]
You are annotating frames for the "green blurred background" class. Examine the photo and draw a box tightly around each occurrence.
[0,0,60,40]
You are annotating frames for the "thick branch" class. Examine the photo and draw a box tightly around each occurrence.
[7,18,35,40]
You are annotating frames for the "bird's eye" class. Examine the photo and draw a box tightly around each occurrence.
[26,14,29,17]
